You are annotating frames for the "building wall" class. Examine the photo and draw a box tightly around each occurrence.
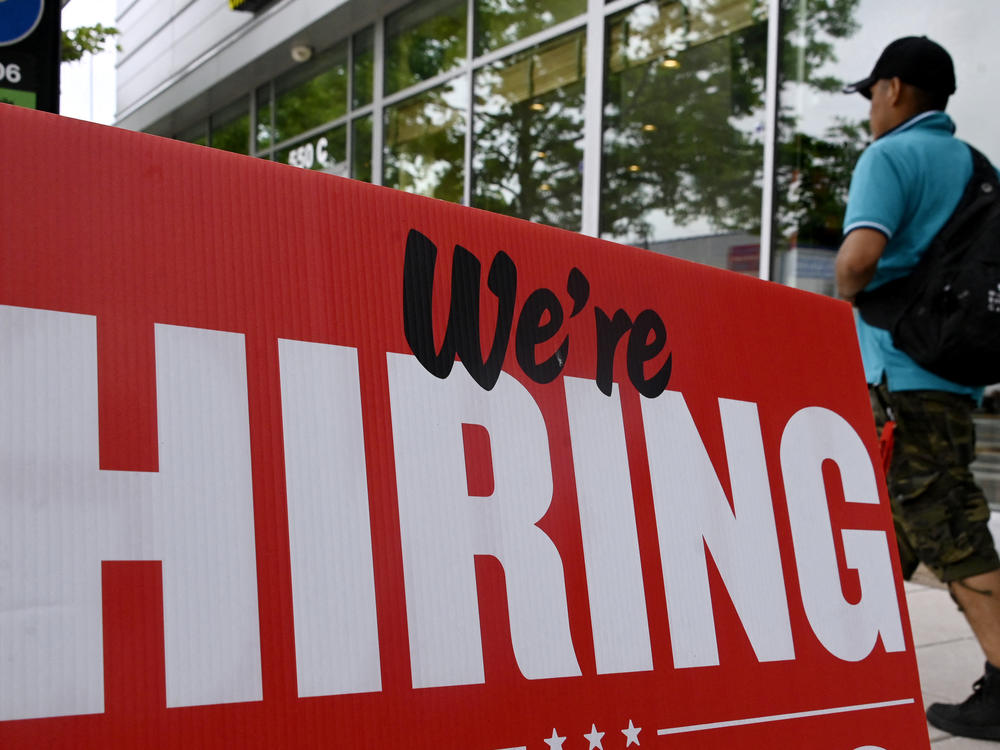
[116,0,246,118]
[115,0,410,134]
[114,0,1000,290]
[122,0,775,272]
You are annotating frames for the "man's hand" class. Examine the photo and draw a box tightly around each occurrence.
[835,228,888,302]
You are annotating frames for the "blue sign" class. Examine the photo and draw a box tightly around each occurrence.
[0,0,44,47]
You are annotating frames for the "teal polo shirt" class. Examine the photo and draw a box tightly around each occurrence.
[843,110,983,399]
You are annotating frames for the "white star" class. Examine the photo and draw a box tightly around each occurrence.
[543,728,566,749]
[622,719,641,747]
[584,723,605,749]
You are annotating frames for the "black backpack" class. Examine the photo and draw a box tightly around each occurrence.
[855,144,1000,386]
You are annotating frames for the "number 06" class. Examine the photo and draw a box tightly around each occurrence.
[0,64,23,84]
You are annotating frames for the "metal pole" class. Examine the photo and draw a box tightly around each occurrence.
[758,0,782,281]
[580,0,606,237]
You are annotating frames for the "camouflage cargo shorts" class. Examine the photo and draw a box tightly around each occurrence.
[871,384,1000,582]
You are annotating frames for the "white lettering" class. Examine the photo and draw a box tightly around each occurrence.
[1,62,22,84]
[288,142,315,169]
[279,339,381,697]
[0,303,911,713]
[642,393,795,668]
[316,137,329,169]
[386,353,581,688]
[564,377,652,674]
[0,305,261,721]
[781,407,905,661]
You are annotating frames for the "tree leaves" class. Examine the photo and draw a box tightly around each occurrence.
[61,24,121,64]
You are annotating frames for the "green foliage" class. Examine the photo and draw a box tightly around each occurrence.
[384,84,467,203]
[211,110,251,155]
[600,19,770,243]
[273,65,348,144]
[598,0,866,247]
[777,118,868,247]
[780,0,860,92]
[475,0,586,55]
[246,0,869,251]
[385,0,466,95]
[472,31,587,230]
[61,24,121,64]
[776,0,866,247]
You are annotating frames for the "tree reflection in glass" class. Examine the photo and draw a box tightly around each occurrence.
[211,97,251,155]
[473,30,586,230]
[255,84,273,157]
[384,79,467,202]
[474,0,586,55]
[353,27,375,109]
[178,121,208,147]
[776,0,866,252]
[272,43,348,147]
[601,0,768,248]
[352,116,373,182]
[385,0,467,96]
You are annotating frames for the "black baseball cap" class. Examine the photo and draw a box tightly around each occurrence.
[843,36,956,100]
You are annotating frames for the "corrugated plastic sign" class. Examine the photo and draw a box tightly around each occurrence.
[0,105,929,749]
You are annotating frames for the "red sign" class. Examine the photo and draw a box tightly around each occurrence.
[0,105,928,749]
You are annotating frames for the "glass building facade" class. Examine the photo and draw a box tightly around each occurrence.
[125,0,1000,295]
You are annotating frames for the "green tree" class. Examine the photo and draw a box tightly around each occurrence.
[61,24,121,64]
[596,0,866,247]
[472,30,587,230]
[601,18,771,244]
[776,0,869,248]
[475,0,586,55]
[384,83,467,203]
[777,118,868,248]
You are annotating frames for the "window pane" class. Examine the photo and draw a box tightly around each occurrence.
[385,0,467,96]
[775,0,1000,294]
[473,29,586,230]
[351,115,373,182]
[601,0,768,272]
[353,26,375,108]
[256,84,273,154]
[776,0,866,294]
[384,78,467,202]
[211,97,250,155]
[475,0,586,55]
[177,121,208,147]
[276,125,348,175]
[274,42,349,145]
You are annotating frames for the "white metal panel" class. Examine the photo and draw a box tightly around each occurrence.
[117,0,251,115]
[116,0,369,130]
[117,0,175,57]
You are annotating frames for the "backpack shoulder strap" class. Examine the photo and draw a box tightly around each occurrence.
[931,143,999,250]
[854,142,987,329]
[966,144,997,184]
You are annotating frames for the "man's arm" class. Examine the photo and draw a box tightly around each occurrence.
[834,228,888,302]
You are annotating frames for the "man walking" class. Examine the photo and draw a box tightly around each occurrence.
[836,36,1000,741]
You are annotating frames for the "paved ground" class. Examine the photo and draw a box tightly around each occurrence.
[908,513,1000,747]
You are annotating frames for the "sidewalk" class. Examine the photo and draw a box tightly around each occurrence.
[907,513,1000,747]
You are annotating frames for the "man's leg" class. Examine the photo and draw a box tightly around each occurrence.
[927,571,1000,741]
[952,571,1000,668]
[885,389,1000,741]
